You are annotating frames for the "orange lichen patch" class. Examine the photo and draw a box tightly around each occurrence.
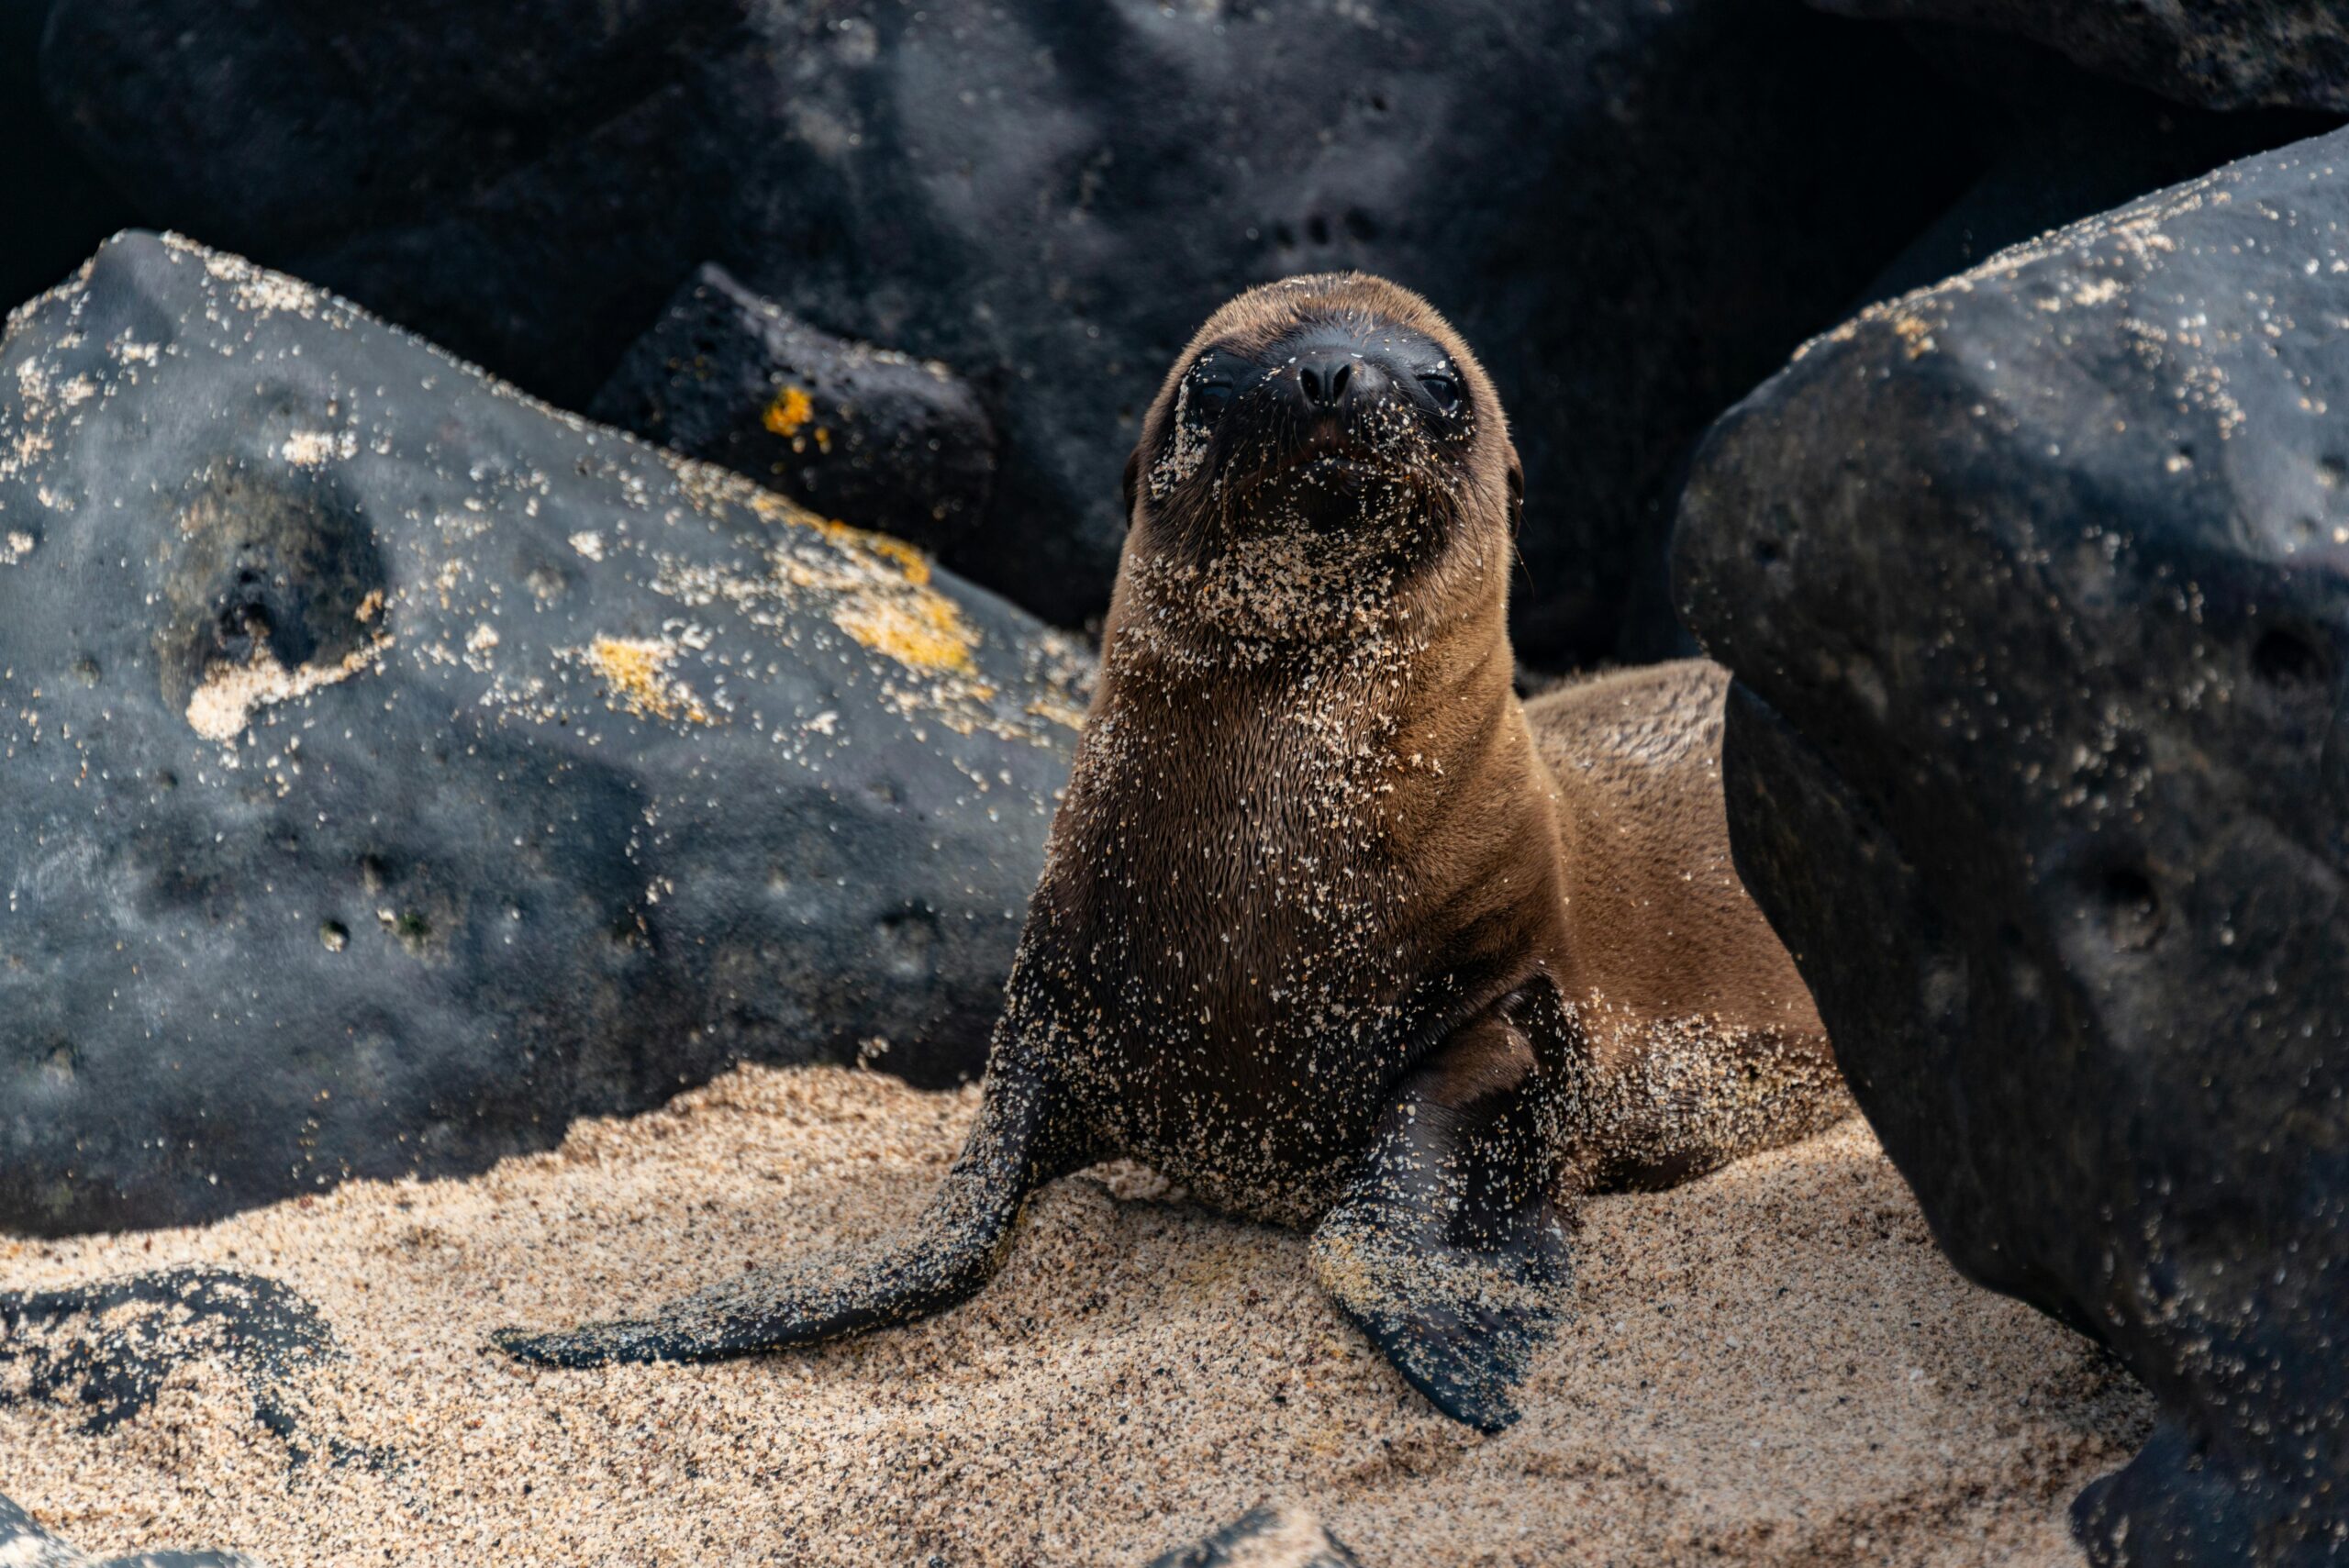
[760,499,981,676]
[763,385,816,438]
[830,592,979,676]
[812,517,932,585]
[674,463,991,683]
[584,636,713,725]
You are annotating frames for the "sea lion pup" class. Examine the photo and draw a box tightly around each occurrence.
[495,273,1848,1429]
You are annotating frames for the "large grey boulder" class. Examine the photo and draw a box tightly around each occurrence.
[0,232,1090,1235]
[1675,129,2349,1564]
[39,0,1987,666]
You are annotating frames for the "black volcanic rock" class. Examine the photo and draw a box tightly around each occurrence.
[1811,0,2349,113]
[1856,26,2343,305]
[0,0,130,310]
[0,232,1091,1236]
[1675,130,2349,1565]
[40,0,1983,664]
[0,1267,339,1453]
[588,263,996,556]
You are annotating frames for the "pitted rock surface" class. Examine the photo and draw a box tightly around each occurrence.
[0,232,1090,1235]
[1676,127,2349,1565]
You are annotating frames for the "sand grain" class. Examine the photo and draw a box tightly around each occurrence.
[0,1066,2149,1566]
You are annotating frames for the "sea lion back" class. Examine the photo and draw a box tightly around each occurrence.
[1524,658,1821,1045]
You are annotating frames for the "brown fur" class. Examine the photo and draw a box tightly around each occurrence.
[1033,272,1842,1217]
[498,272,1847,1429]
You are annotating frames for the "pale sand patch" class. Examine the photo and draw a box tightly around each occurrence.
[0,1066,2150,1566]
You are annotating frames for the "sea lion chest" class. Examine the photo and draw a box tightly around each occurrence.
[1010,644,1453,1217]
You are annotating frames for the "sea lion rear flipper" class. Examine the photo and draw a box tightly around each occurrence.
[1308,1005,1573,1433]
[491,1067,1058,1368]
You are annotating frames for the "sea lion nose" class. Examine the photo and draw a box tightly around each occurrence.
[1296,353,1378,410]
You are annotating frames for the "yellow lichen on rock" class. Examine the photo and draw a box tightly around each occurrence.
[816,517,930,585]
[1025,694,1090,732]
[747,492,983,676]
[831,593,980,677]
[763,385,815,438]
[668,457,994,684]
[583,636,714,725]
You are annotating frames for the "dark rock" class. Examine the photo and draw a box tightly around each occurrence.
[0,0,132,309]
[1145,1506,1363,1568]
[0,232,1091,1236]
[0,1491,262,1568]
[41,0,1984,664]
[1675,129,2349,1565]
[0,1267,338,1456]
[587,263,996,556]
[1859,27,2343,304]
[1810,0,2349,113]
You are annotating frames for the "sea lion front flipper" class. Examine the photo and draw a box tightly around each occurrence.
[1308,1005,1573,1433]
[492,1067,1060,1368]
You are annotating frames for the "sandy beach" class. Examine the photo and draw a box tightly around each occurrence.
[0,1064,2150,1566]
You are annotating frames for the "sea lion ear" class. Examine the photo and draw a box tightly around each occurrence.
[1505,451,1524,535]
[1122,446,1143,522]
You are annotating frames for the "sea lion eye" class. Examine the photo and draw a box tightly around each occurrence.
[1193,379,1236,419]
[1419,373,1460,412]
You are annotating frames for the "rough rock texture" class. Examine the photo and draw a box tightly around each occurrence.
[39,0,1984,664]
[1811,0,2349,113]
[0,232,1091,1236]
[1675,129,2349,1564]
[0,0,130,310]
[1144,1506,1363,1568]
[587,263,997,557]
[0,1493,261,1568]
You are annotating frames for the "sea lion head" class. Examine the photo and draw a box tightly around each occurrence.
[1122,272,1521,640]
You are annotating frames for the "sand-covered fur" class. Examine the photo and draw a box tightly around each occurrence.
[497,274,1848,1431]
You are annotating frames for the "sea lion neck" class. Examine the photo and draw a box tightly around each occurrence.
[1073,530,1529,884]
[1106,497,1507,673]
